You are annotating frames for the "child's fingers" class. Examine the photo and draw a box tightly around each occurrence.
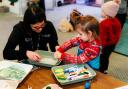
[55,46,60,50]
[58,58,62,62]
[54,51,61,58]
[54,52,58,58]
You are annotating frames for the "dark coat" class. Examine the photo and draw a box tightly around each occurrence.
[3,21,59,60]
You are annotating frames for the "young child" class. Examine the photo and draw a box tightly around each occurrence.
[99,0,121,74]
[54,15,101,70]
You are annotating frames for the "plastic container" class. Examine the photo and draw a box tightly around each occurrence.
[28,50,61,67]
[52,64,96,85]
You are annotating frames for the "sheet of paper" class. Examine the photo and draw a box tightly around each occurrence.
[0,65,26,80]
[115,85,128,89]
[0,80,19,89]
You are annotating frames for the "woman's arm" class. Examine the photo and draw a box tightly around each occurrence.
[3,24,26,60]
[48,21,59,52]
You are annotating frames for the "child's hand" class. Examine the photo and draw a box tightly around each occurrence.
[55,46,60,51]
[26,50,41,62]
[54,51,62,61]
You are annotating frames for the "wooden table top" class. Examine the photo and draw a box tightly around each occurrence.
[17,67,127,89]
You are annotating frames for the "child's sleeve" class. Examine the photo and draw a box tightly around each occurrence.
[60,45,100,64]
[99,22,108,47]
[57,37,80,52]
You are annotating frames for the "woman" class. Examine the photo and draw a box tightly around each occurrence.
[3,3,59,62]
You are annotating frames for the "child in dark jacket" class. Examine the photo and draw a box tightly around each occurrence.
[54,15,101,70]
[99,0,121,73]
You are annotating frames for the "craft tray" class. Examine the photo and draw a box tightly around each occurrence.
[52,64,96,85]
[28,50,61,67]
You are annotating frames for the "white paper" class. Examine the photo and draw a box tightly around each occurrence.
[0,80,19,89]
[115,85,128,89]
[0,61,33,89]
[0,60,33,81]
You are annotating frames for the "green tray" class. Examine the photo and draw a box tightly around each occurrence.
[52,64,96,85]
[28,50,61,67]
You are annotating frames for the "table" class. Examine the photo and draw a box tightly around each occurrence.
[17,67,127,89]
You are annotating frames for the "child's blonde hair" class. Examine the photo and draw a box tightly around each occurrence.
[75,15,100,39]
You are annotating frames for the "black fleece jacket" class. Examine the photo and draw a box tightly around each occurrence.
[3,21,59,61]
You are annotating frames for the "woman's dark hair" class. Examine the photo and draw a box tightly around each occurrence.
[23,2,46,24]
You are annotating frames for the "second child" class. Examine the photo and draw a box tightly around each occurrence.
[54,15,101,70]
[99,0,121,73]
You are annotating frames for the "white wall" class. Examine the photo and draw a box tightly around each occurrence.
[96,0,103,5]
[0,0,9,6]
[45,0,54,10]
[0,0,27,17]
[1,0,57,16]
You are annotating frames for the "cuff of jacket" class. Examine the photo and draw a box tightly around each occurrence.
[61,52,66,59]
[57,47,64,53]
[19,50,28,61]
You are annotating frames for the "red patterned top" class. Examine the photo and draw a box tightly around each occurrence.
[99,17,121,47]
[57,37,101,64]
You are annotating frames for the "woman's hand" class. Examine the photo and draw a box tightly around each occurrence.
[26,50,41,61]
